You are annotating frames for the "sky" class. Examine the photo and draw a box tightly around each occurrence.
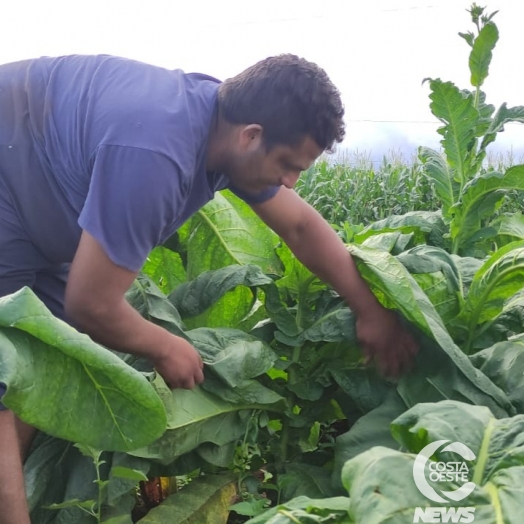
[2,0,523,164]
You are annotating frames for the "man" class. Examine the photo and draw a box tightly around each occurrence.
[0,53,417,522]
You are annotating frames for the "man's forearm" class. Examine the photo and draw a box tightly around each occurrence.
[65,297,175,361]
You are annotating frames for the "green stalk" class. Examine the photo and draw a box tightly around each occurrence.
[278,510,301,523]
[474,85,481,110]
[95,457,103,523]
[451,236,461,255]
[472,418,494,486]
[279,419,290,464]
[484,482,504,524]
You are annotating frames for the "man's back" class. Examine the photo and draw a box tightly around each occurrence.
[0,55,220,268]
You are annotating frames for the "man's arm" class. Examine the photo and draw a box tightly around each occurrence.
[251,187,418,377]
[65,230,204,389]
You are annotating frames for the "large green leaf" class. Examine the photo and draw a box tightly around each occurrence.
[452,166,524,248]
[471,335,524,414]
[126,275,187,340]
[426,79,478,185]
[274,291,355,348]
[360,232,414,254]
[188,327,285,406]
[465,212,524,253]
[0,288,166,451]
[490,212,524,244]
[480,104,524,152]
[354,210,447,249]
[141,246,186,295]
[347,244,512,416]
[469,22,498,88]
[343,446,524,523]
[452,241,524,352]
[129,384,281,464]
[343,401,524,523]
[392,401,524,483]
[169,265,273,329]
[397,245,463,325]
[418,146,458,220]
[332,390,405,492]
[279,463,336,502]
[244,496,351,524]
[188,327,278,389]
[185,190,282,279]
[25,434,73,521]
[130,326,286,465]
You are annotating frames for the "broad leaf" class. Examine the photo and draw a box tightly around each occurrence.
[489,212,524,244]
[332,390,405,492]
[0,288,166,451]
[279,464,336,502]
[397,245,462,325]
[418,146,457,219]
[360,231,414,254]
[185,191,282,279]
[391,401,524,482]
[426,79,478,185]
[471,335,524,414]
[343,401,524,523]
[354,210,447,249]
[188,327,277,389]
[452,166,524,248]
[347,244,512,416]
[480,104,524,152]
[130,376,284,464]
[452,241,524,352]
[126,275,187,340]
[169,265,273,329]
[243,496,351,524]
[469,21,499,87]
[142,246,186,295]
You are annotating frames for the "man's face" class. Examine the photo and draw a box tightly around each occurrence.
[227,130,323,194]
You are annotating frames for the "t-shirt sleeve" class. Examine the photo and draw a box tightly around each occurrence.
[79,144,186,271]
[228,184,281,204]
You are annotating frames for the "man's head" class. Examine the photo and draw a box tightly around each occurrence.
[218,54,345,153]
[211,54,345,194]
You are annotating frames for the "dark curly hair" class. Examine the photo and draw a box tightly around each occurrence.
[218,54,345,152]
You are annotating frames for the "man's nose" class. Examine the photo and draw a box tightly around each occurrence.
[281,172,300,189]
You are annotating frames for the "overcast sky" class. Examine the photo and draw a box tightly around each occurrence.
[2,0,523,163]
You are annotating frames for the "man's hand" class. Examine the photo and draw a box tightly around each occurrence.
[152,336,204,389]
[66,231,204,390]
[252,188,419,379]
[356,303,418,378]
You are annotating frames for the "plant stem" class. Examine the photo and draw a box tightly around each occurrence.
[472,418,495,486]
[95,455,103,523]
[280,418,290,464]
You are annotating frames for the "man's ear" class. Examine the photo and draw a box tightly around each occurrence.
[239,124,263,149]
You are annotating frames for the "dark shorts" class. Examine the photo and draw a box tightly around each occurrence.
[0,187,69,410]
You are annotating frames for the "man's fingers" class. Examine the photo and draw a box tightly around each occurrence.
[195,367,205,384]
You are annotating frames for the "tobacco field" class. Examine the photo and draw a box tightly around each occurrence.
[2,4,524,523]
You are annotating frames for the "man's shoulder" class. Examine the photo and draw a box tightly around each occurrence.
[76,57,219,164]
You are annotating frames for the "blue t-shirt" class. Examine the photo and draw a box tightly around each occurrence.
[0,55,279,271]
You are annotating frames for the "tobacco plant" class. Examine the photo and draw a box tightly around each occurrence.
[2,4,524,524]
